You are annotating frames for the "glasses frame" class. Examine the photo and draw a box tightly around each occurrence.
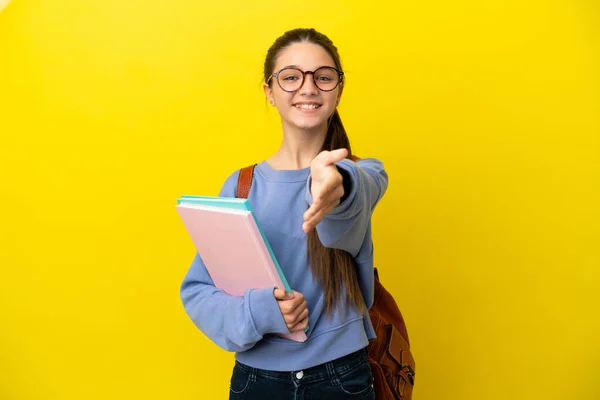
[267,66,344,92]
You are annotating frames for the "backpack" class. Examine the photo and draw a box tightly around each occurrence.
[235,160,416,399]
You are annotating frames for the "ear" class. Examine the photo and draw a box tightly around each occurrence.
[263,83,274,105]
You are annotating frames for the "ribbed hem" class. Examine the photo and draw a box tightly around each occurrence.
[235,317,369,371]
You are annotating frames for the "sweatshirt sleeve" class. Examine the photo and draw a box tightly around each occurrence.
[179,170,290,352]
[305,157,388,257]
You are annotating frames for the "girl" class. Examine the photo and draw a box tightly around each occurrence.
[180,28,388,400]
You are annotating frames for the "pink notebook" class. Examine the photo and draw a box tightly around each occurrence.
[176,203,307,343]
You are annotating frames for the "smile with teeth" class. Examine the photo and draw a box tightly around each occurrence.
[294,104,321,110]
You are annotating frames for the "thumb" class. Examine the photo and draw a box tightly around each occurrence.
[325,148,348,165]
[273,288,295,300]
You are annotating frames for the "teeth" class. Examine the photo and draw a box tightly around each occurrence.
[296,104,320,110]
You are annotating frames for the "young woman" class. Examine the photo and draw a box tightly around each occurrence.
[180,28,388,399]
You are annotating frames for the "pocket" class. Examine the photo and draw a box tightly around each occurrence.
[229,363,252,395]
[337,359,375,396]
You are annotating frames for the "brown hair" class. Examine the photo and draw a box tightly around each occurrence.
[264,28,364,315]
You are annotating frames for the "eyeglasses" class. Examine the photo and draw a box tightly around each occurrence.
[267,66,344,92]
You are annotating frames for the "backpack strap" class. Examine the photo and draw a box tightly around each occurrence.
[236,164,256,199]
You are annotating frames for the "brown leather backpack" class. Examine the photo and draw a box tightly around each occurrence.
[367,268,416,399]
[235,161,416,399]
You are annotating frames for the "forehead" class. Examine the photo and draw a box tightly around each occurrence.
[273,42,336,71]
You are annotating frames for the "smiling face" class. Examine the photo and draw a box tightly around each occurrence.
[264,41,343,134]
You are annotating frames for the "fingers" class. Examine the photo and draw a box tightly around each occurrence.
[280,294,306,317]
[315,148,348,166]
[276,291,308,331]
[303,148,348,232]
[282,299,307,327]
[273,288,295,300]
[304,182,344,221]
[312,170,343,205]
[303,204,332,232]
[305,170,343,229]
[276,291,305,313]
[302,184,344,232]
[289,290,303,303]
[302,200,339,232]
[290,313,309,332]
[289,310,309,332]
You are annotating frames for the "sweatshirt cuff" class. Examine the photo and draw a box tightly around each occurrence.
[247,286,290,336]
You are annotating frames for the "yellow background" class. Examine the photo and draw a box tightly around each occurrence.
[1,0,598,399]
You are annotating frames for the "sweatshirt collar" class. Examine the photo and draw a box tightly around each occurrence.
[256,161,310,183]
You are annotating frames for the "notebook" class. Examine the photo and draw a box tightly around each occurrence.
[177,196,287,289]
[176,198,308,343]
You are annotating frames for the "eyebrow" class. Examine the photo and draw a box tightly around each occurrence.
[279,64,337,70]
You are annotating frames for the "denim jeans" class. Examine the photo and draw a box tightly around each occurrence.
[228,347,375,400]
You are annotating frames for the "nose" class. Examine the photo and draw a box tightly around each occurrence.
[298,72,319,95]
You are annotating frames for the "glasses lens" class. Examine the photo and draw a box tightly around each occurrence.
[314,67,340,91]
[277,68,303,92]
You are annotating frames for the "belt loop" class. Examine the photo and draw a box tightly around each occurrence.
[249,366,257,383]
[325,361,340,387]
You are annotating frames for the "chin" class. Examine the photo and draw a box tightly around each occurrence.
[287,112,331,131]
[291,119,328,131]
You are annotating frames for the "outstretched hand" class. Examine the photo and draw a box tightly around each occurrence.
[302,148,348,233]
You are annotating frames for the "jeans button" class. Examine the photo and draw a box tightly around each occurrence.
[296,371,304,379]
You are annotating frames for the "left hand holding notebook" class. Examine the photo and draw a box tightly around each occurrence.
[303,148,349,232]
[274,289,309,332]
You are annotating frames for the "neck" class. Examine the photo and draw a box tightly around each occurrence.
[268,122,328,170]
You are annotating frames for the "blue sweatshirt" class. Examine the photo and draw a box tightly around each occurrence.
[180,157,388,371]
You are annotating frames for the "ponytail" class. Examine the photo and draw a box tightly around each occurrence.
[307,109,365,316]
